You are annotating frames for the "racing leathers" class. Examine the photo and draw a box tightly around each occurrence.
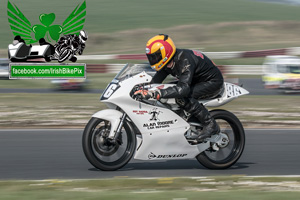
[151,49,224,141]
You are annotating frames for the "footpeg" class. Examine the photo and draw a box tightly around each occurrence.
[208,133,230,151]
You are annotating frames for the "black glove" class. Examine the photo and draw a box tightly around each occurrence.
[133,90,161,100]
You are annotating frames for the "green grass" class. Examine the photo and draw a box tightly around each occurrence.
[1,0,300,55]
[1,177,300,200]
[0,94,299,128]
[0,73,115,89]
[1,0,300,34]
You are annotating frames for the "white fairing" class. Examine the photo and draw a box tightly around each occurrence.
[92,109,123,139]
[203,82,249,107]
[93,68,249,161]
[150,82,249,108]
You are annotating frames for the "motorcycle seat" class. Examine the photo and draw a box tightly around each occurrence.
[198,85,225,100]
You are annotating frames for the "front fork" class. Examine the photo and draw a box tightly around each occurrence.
[108,112,127,144]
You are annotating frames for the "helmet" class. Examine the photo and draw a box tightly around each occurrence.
[79,30,88,43]
[146,34,176,71]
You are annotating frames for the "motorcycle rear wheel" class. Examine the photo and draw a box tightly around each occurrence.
[196,109,245,169]
[82,117,136,171]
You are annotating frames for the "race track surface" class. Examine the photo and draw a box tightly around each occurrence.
[0,129,299,180]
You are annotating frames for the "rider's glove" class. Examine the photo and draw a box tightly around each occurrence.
[133,89,161,100]
[152,90,161,100]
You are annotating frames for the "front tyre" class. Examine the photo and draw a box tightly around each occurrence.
[196,109,245,169]
[82,117,136,171]
[58,47,72,63]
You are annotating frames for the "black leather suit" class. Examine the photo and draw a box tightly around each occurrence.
[150,48,223,139]
[151,49,223,128]
[151,49,224,100]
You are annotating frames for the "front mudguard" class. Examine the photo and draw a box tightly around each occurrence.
[92,109,123,139]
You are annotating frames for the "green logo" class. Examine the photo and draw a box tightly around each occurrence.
[9,63,86,79]
[7,0,86,44]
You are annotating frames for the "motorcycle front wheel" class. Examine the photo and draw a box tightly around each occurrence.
[196,109,245,169]
[58,47,72,63]
[82,117,136,171]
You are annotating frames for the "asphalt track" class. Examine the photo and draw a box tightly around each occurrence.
[0,129,299,180]
[0,78,299,95]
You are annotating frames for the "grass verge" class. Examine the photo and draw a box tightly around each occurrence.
[0,94,299,128]
[1,177,300,200]
[1,0,300,49]
[0,73,115,89]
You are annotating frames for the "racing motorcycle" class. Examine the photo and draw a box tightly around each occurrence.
[53,33,87,63]
[53,42,78,63]
[82,63,249,171]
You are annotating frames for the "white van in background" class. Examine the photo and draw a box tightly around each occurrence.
[262,55,300,92]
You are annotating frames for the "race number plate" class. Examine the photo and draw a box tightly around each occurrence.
[100,82,120,100]
[225,83,242,98]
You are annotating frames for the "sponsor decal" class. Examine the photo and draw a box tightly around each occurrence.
[192,50,204,59]
[133,110,148,115]
[148,152,187,159]
[149,108,162,121]
[148,152,156,159]
[163,57,168,62]
[142,108,176,129]
[156,85,164,89]
[143,120,174,130]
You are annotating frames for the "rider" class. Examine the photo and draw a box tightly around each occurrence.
[13,35,25,44]
[135,34,224,141]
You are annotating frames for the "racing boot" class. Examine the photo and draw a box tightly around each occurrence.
[181,98,220,142]
[194,109,220,142]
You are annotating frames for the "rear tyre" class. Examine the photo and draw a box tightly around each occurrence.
[196,109,245,169]
[82,117,136,171]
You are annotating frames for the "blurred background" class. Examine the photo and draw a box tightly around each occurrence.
[1,1,300,199]
[0,0,299,128]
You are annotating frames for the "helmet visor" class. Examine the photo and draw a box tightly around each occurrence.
[146,49,162,66]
